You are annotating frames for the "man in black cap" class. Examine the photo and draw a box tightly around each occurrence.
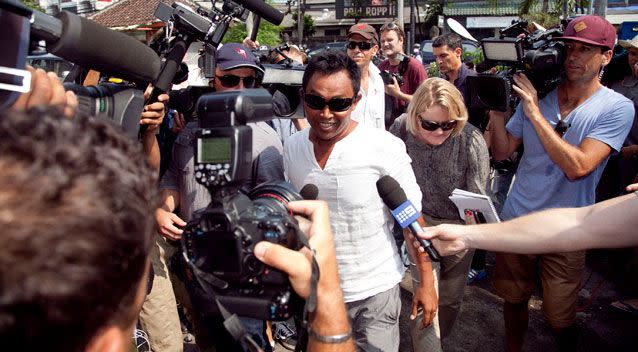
[155,43,284,352]
[346,23,386,129]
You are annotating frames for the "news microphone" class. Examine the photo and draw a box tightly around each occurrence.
[299,184,318,200]
[376,175,441,262]
[237,0,284,25]
[32,11,161,83]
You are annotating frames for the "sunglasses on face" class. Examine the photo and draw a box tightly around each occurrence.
[304,93,356,112]
[420,118,458,132]
[216,75,257,88]
[555,120,571,137]
[347,41,374,51]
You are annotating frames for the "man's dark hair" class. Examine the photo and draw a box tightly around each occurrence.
[302,50,361,96]
[0,108,158,351]
[433,33,463,51]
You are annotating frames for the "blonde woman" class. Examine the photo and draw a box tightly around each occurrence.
[390,77,489,349]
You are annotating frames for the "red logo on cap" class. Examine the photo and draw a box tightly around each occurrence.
[235,48,247,59]
[357,24,366,30]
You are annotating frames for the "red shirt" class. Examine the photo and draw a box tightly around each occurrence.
[378,56,428,126]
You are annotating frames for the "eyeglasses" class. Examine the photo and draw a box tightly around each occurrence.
[381,22,400,31]
[420,118,458,132]
[347,41,374,51]
[555,119,571,137]
[304,93,356,112]
[216,75,257,88]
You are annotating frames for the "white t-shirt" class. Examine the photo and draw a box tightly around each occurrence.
[350,64,386,129]
[284,125,422,302]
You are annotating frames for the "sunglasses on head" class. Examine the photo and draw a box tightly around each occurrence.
[304,93,356,112]
[555,120,571,137]
[347,41,374,51]
[216,75,257,88]
[420,118,458,132]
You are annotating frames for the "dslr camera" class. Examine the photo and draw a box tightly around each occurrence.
[181,89,305,321]
[380,70,404,86]
[467,20,567,112]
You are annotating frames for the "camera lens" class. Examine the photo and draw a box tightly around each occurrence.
[248,182,302,214]
[244,254,264,276]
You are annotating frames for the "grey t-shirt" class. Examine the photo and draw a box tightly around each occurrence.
[159,121,284,220]
[389,115,490,221]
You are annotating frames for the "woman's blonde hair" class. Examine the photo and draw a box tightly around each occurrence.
[406,77,468,137]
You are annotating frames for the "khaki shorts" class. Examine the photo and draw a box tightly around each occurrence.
[493,251,586,329]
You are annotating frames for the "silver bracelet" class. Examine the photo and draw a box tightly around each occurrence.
[307,325,352,344]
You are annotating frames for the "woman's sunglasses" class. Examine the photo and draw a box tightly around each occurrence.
[347,41,374,51]
[304,93,356,112]
[216,75,257,88]
[420,118,458,132]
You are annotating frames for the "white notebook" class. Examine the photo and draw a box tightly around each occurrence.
[449,188,500,223]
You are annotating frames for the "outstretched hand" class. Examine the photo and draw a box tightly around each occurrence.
[254,200,340,299]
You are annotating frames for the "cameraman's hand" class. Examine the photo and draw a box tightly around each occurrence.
[142,86,169,134]
[243,37,260,50]
[512,73,542,122]
[172,112,186,135]
[254,200,341,299]
[11,66,78,119]
[384,76,402,98]
[155,208,187,241]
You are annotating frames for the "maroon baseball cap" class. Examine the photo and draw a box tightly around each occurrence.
[560,15,616,50]
[347,23,378,44]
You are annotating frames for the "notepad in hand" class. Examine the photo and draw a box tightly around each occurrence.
[449,189,500,223]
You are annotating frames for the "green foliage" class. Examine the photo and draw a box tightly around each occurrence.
[223,21,283,47]
[20,0,44,12]
[462,48,484,67]
[291,11,316,38]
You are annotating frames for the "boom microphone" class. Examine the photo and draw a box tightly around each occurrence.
[299,184,318,200]
[33,11,161,83]
[237,0,284,25]
[376,175,441,262]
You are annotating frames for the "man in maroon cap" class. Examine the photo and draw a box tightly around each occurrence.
[488,15,634,351]
[346,23,386,129]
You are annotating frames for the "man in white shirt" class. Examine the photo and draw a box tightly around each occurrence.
[346,23,386,129]
[284,50,438,351]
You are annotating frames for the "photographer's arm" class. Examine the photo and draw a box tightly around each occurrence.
[11,66,78,118]
[512,73,624,180]
[385,77,412,103]
[155,189,186,241]
[141,88,169,172]
[488,109,521,161]
[254,200,354,352]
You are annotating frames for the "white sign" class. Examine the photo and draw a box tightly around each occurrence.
[466,16,519,29]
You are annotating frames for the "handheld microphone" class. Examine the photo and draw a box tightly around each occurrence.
[299,184,319,200]
[376,175,441,262]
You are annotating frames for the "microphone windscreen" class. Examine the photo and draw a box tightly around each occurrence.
[49,12,161,83]
[300,184,319,200]
[237,0,284,25]
[376,175,408,209]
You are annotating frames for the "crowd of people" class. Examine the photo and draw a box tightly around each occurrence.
[1,11,638,352]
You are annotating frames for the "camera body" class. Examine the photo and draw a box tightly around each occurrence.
[181,89,304,321]
[380,70,404,86]
[468,20,566,112]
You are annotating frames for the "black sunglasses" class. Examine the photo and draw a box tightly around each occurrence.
[304,93,356,112]
[555,120,571,137]
[420,118,458,132]
[216,75,257,88]
[347,41,374,51]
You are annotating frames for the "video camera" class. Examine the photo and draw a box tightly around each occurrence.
[0,0,284,137]
[467,20,566,112]
[180,89,306,321]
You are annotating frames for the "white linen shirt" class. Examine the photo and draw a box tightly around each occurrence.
[350,63,386,129]
[284,125,422,302]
